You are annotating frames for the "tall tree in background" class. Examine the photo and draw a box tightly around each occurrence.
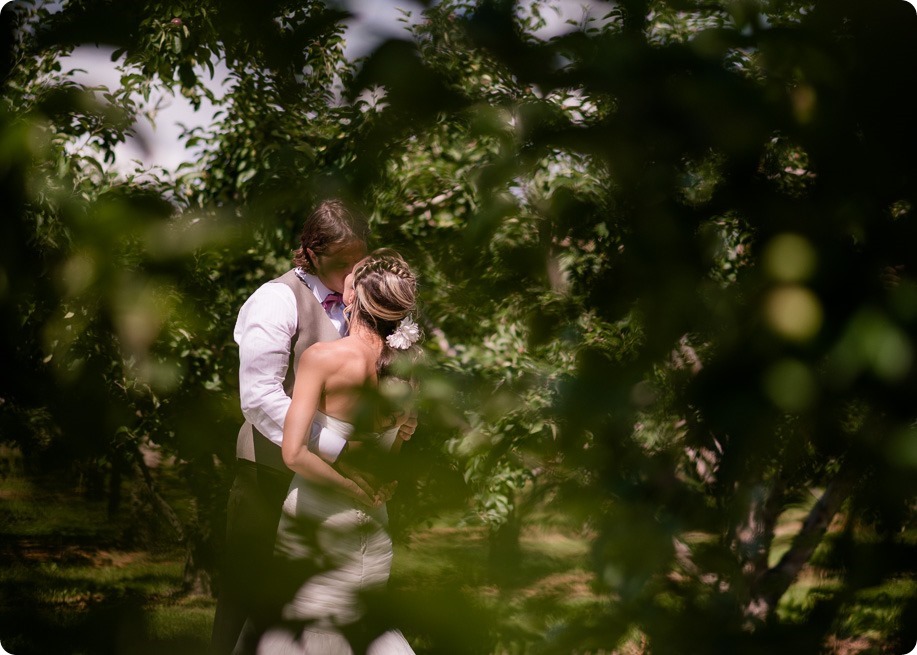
[2,0,916,652]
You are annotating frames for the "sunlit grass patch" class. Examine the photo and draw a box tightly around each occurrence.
[392,514,605,650]
[41,554,182,594]
[0,549,185,607]
[0,474,119,541]
[396,522,490,587]
[145,600,214,641]
[0,473,31,499]
[773,508,914,651]
[778,568,915,652]
[521,524,591,559]
[0,471,209,652]
[835,577,917,642]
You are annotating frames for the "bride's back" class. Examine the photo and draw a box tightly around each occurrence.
[311,336,380,423]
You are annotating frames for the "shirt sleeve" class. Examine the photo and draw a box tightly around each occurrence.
[234,282,298,447]
[234,281,349,463]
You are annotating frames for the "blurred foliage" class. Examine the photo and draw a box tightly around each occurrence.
[2,0,917,652]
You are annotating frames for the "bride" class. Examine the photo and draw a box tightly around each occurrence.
[256,249,421,655]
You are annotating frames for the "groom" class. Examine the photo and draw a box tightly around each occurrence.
[211,199,415,655]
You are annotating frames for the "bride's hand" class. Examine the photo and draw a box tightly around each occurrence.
[337,460,384,505]
[374,480,398,505]
[345,479,379,508]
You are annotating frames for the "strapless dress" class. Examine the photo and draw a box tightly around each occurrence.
[259,412,413,655]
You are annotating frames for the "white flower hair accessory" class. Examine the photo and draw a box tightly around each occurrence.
[386,315,421,350]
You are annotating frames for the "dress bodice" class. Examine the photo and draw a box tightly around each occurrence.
[313,410,401,453]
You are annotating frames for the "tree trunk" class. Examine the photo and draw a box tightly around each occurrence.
[182,519,214,597]
[180,455,224,597]
[488,505,522,583]
[745,468,856,622]
[730,476,785,599]
[107,458,122,518]
[125,446,186,545]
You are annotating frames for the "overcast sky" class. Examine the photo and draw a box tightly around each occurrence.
[57,0,612,173]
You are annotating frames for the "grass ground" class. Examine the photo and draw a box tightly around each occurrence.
[0,469,606,655]
[766,496,917,655]
[0,471,213,655]
[389,517,609,653]
[1,467,913,654]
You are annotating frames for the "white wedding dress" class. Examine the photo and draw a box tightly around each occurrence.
[257,411,415,655]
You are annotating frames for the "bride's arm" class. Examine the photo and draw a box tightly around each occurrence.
[282,348,375,506]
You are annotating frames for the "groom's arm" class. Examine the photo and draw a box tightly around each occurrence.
[235,282,296,445]
[235,282,347,462]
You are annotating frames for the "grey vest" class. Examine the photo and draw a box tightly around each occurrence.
[236,269,342,471]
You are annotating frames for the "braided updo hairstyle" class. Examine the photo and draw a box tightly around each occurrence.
[348,248,421,378]
[347,248,417,378]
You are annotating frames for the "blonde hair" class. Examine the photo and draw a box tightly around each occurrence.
[348,248,420,376]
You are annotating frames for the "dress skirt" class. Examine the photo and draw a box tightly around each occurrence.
[257,474,414,655]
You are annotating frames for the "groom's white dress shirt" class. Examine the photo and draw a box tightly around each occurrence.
[234,269,348,462]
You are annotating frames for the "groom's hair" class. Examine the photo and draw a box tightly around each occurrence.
[292,199,370,272]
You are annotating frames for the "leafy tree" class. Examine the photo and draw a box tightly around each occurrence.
[2,0,916,652]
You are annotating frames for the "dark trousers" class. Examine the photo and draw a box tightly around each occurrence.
[210,460,293,655]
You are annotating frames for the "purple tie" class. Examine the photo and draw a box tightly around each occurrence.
[321,292,343,313]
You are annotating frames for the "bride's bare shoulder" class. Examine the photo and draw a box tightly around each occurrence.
[298,339,351,371]
[306,339,346,355]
